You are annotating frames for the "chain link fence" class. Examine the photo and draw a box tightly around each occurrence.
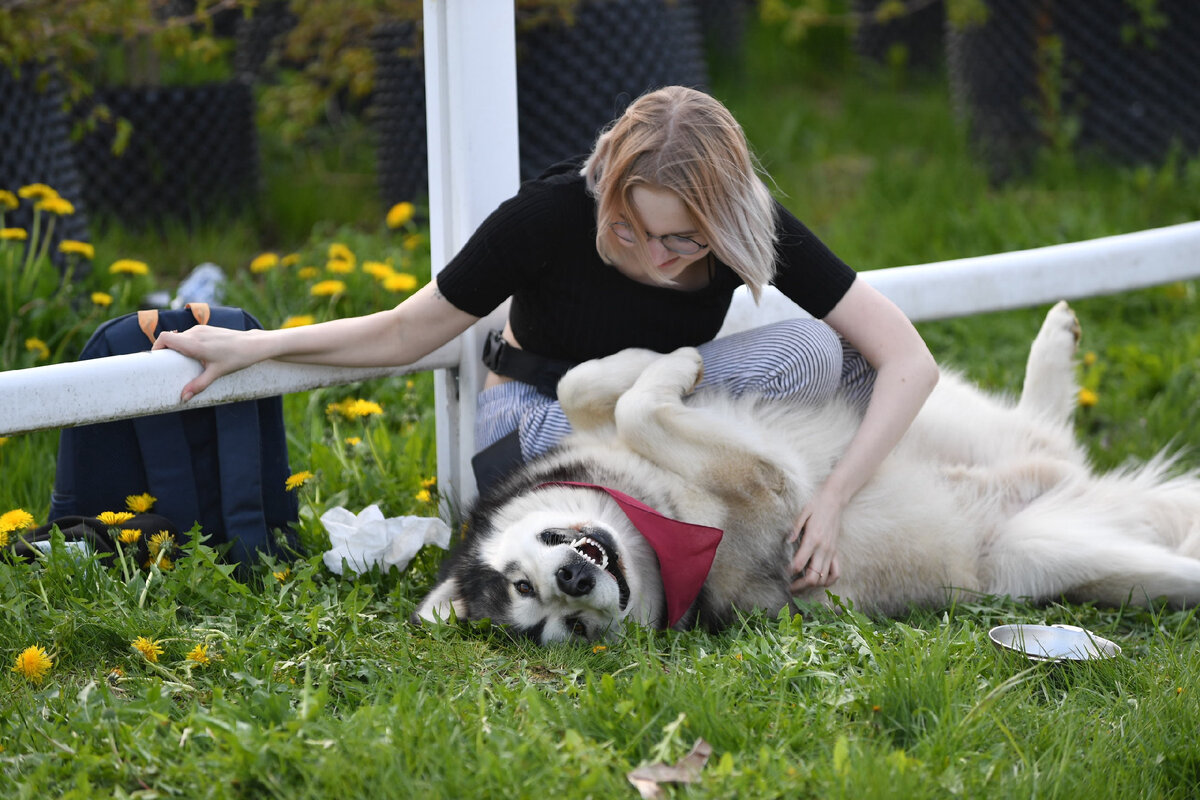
[68,82,259,227]
[948,0,1200,180]
[372,0,711,206]
[0,69,93,271]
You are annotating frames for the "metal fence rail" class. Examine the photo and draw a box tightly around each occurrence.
[3,220,1198,440]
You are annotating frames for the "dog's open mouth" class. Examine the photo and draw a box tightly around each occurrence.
[540,527,630,610]
[570,535,609,569]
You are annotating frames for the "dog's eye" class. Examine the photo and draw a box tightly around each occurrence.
[569,618,587,639]
[514,579,535,596]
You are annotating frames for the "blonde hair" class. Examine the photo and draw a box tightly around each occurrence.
[582,85,777,300]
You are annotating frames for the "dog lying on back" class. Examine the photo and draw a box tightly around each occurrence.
[416,302,1200,643]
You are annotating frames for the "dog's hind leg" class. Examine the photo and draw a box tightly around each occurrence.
[984,507,1200,608]
[1018,301,1082,424]
[558,348,665,433]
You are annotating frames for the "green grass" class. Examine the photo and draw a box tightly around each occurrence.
[4,14,1200,797]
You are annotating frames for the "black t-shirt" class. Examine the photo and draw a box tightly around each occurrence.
[436,160,857,363]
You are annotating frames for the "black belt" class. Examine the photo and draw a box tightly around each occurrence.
[481,330,576,399]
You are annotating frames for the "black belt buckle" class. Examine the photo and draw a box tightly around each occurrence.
[481,329,506,372]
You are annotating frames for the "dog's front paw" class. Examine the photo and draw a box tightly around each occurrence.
[661,346,705,393]
[559,349,663,431]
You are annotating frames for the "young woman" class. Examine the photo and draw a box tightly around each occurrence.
[153,86,939,594]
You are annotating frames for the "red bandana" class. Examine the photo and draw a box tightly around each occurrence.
[537,481,724,628]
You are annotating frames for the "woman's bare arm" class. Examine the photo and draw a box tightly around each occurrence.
[152,279,480,401]
[788,278,939,590]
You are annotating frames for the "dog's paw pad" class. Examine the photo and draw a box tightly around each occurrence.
[1048,301,1082,347]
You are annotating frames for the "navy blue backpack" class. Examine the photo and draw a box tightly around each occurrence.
[49,303,299,566]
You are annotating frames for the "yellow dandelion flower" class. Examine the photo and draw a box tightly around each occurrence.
[415,488,432,504]
[1078,388,1099,407]
[0,508,36,535]
[186,644,211,666]
[144,556,174,571]
[0,508,32,546]
[281,253,301,267]
[362,260,394,279]
[36,196,75,216]
[58,239,94,259]
[148,531,175,559]
[125,493,156,513]
[345,399,384,419]
[285,471,314,491]
[592,644,607,653]
[405,380,415,390]
[131,637,163,663]
[0,189,18,210]
[326,257,355,274]
[1,227,28,241]
[109,259,150,276]
[1082,351,1097,367]
[250,252,279,273]
[12,645,53,683]
[91,291,113,306]
[384,273,419,292]
[328,243,355,265]
[386,201,415,229]
[97,511,135,526]
[421,476,437,489]
[0,437,7,446]
[24,338,49,360]
[281,314,315,328]
[273,567,291,582]
[18,183,58,201]
[297,266,320,280]
[118,528,142,545]
[403,233,424,251]
[345,436,362,446]
[310,279,346,297]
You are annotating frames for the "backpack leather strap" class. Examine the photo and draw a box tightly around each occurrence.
[136,303,211,345]
[186,302,210,325]
[207,306,274,564]
[137,310,160,345]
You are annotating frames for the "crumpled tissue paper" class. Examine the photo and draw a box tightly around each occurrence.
[320,504,451,576]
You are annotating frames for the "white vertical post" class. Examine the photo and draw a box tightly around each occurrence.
[424,0,521,521]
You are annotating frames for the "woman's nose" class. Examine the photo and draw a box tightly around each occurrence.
[647,237,670,259]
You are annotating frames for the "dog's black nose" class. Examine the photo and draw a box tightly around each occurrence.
[556,562,595,596]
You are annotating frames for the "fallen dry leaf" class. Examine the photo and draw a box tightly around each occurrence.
[627,739,712,799]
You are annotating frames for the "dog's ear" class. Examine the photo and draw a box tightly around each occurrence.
[412,577,465,625]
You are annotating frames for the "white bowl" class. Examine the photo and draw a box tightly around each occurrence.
[988,624,1122,662]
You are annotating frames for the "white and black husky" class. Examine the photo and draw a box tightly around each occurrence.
[416,302,1200,644]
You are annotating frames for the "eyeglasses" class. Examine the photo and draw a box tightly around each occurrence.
[609,222,709,256]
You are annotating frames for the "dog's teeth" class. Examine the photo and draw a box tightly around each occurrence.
[571,537,609,569]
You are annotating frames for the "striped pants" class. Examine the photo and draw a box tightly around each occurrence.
[475,318,877,461]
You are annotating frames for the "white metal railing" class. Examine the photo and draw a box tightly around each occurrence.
[3,219,1198,438]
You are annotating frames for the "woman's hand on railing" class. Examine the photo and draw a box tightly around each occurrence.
[153,326,265,402]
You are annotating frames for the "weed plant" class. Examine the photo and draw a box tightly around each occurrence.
[3,14,1200,797]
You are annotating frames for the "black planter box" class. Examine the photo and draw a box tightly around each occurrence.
[71,81,260,227]
[949,0,1200,179]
